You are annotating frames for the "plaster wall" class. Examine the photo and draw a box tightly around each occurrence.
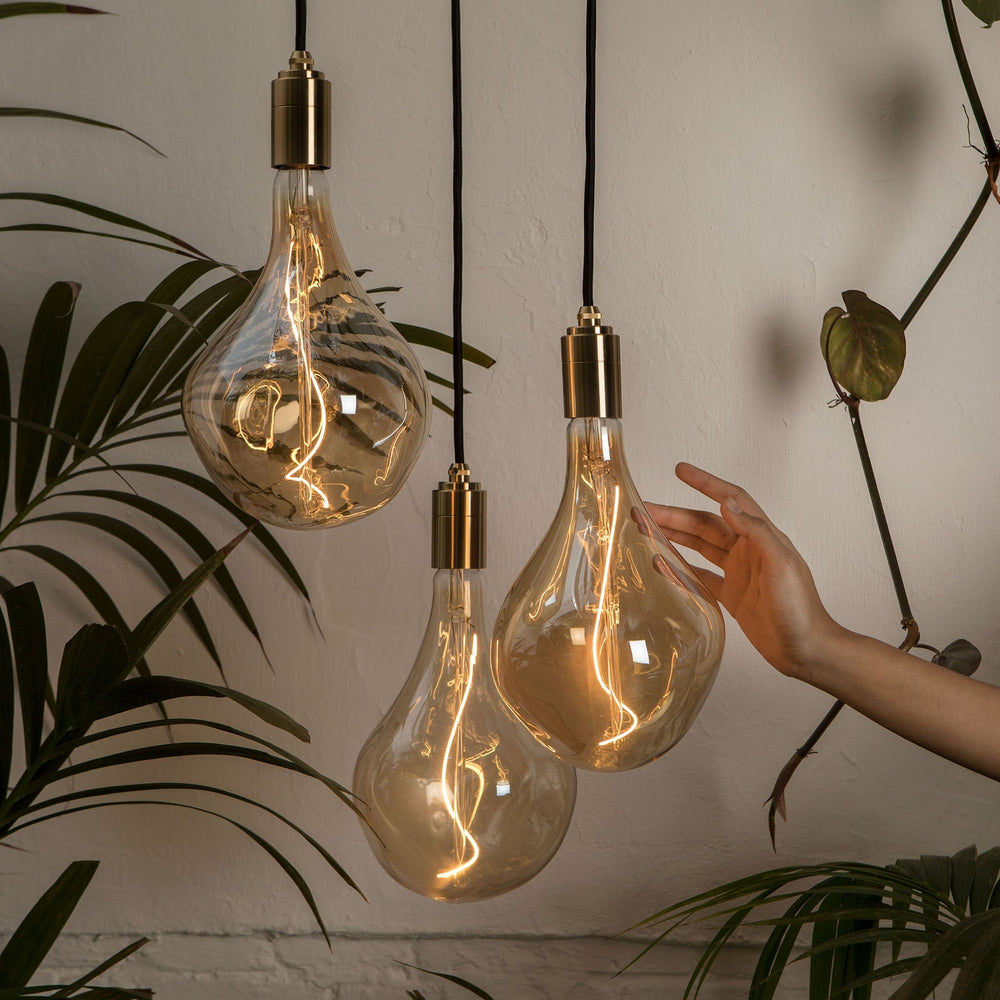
[0,1,998,996]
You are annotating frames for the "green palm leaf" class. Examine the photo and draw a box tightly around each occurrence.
[629,848,1000,999]
[0,223,195,257]
[0,243,489,685]
[50,937,150,998]
[46,715,357,813]
[0,600,13,796]
[15,281,78,507]
[0,193,212,260]
[0,346,10,523]
[397,964,497,1000]
[108,463,313,609]
[22,511,224,675]
[0,3,106,17]
[0,860,99,988]
[0,544,363,935]
[3,583,47,766]
[90,677,307,741]
[0,108,164,156]
[11,798,334,946]
[19,779,363,897]
[59,488,269,661]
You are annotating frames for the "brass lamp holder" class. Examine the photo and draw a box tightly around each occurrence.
[432,464,486,570]
[272,50,332,169]
[561,305,622,419]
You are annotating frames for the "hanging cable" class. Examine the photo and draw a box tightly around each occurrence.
[295,0,307,51]
[582,0,597,307]
[451,0,466,465]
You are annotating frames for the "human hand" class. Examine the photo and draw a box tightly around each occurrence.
[644,463,841,679]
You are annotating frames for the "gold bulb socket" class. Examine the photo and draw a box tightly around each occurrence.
[561,305,622,419]
[271,50,332,169]
[432,463,486,569]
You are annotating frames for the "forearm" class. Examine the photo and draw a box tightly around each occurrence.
[798,626,1000,781]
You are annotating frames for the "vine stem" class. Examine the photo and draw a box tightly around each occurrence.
[899,175,994,330]
[847,403,913,621]
[942,0,997,155]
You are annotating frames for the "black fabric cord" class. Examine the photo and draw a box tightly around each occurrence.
[295,0,307,51]
[582,0,596,307]
[451,0,465,465]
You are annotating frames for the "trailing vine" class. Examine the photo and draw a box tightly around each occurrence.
[766,0,998,845]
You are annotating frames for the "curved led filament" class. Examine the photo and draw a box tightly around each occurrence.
[438,631,483,879]
[282,219,330,513]
[591,485,638,746]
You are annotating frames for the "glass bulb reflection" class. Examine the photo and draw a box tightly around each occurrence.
[354,568,577,902]
[182,168,430,528]
[492,417,725,771]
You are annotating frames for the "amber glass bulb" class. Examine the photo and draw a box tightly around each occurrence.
[354,568,577,902]
[182,168,430,528]
[492,417,725,771]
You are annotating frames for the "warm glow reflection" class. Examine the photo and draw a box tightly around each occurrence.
[232,377,281,451]
[593,485,639,747]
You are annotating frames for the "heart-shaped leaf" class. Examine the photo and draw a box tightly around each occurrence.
[820,291,905,401]
[932,639,982,677]
[962,0,1000,26]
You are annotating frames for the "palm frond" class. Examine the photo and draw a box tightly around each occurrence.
[0,540,364,939]
[396,963,497,1000]
[628,847,1000,999]
[0,108,164,156]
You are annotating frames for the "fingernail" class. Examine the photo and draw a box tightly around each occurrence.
[725,496,743,514]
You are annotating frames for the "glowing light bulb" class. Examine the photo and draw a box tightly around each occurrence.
[354,466,577,902]
[182,52,429,528]
[491,308,725,772]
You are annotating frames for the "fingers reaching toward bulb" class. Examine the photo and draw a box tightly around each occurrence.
[674,462,769,520]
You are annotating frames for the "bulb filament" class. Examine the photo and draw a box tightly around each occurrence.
[437,630,484,880]
[592,484,639,746]
[282,213,331,513]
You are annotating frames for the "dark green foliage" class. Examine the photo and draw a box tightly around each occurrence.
[629,846,1000,999]
[398,964,497,1000]
[962,0,1000,26]
[0,4,107,18]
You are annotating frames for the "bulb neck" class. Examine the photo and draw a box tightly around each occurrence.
[272,50,332,169]
[561,305,622,419]
[264,169,341,265]
[432,463,487,570]
[565,417,629,476]
[429,566,485,623]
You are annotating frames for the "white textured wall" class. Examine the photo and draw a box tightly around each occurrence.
[2,1,999,996]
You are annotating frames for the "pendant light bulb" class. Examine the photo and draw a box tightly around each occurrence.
[182,52,430,528]
[354,466,577,901]
[491,308,725,772]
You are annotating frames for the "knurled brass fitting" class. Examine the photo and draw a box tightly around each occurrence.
[432,464,486,569]
[271,50,332,169]
[561,305,622,419]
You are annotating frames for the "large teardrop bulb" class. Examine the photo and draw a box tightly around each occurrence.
[491,308,725,771]
[182,53,430,528]
[354,466,577,901]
